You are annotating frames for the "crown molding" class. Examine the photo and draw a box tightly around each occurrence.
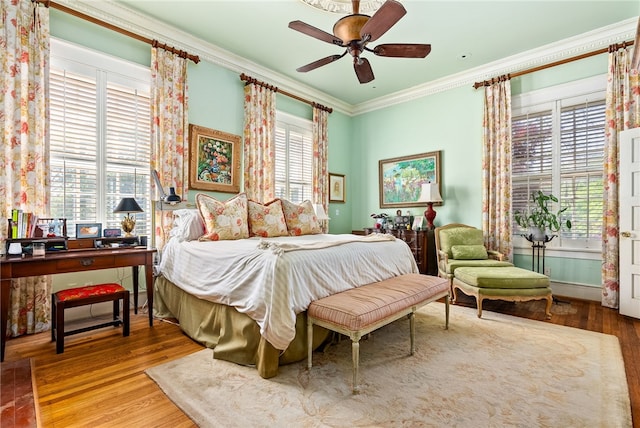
[55,0,353,115]
[352,17,638,115]
[53,1,636,117]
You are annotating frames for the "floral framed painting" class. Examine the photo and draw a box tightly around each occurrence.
[329,173,346,203]
[378,151,441,208]
[189,124,241,193]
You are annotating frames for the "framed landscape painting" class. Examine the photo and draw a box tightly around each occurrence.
[378,151,441,208]
[189,124,241,193]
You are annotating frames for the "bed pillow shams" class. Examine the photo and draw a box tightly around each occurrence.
[248,199,288,237]
[280,199,322,236]
[170,209,205,241]
[196,193,249,241]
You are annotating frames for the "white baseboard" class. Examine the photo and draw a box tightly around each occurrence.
[550,281,601,302]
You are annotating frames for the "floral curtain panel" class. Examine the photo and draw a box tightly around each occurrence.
[602,44,640,308]
[150,47,189,249]
[481,77,513,261]
[243,83,276,202]
[312,106,329,233]
[1,1,51,336]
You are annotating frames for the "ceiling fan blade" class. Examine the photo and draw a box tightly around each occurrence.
[359,0,406,43]
[354,57,375,84]
[296,52,346,72]
[373,43,432,58]
[288,20,343,46]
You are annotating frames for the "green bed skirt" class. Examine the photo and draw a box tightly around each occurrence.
[153,276,329,379]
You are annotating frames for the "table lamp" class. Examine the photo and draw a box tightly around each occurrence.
[113,197,143,236]
[417,182,443,229]
[313,204,330,229]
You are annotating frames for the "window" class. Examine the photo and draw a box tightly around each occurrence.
[512,75,605,250]
[49,39,151,237]
[274,112,313,203]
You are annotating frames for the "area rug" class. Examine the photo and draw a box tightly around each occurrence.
[146,304,632,427]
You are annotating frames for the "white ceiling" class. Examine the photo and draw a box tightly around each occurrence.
[97,1,638,109]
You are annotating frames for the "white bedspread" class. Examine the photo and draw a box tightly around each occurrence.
[158,233,419,350]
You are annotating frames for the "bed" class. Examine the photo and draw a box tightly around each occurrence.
[153,195,419,378]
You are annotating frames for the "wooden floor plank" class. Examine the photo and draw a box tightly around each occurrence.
[2,297,639,427]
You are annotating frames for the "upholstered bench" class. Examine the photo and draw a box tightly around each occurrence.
[307,273,449,393]
[452,266,552,319]
[51,283,130,354]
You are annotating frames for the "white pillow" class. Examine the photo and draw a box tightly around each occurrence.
[169,209,205,242]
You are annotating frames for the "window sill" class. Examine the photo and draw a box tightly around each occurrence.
[513,245,601,261]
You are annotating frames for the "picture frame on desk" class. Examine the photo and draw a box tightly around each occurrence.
[76,223,102,239]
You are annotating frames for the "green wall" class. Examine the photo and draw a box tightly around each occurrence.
[50,9,604,291]
[350,54,608,288]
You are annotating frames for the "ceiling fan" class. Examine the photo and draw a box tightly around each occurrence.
[288,0,431,84]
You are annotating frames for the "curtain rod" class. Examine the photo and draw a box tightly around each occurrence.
[473,40,635,89]
[240,73,333,114]
[36,0,200,64]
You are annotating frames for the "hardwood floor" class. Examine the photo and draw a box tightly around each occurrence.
[2,297,639,427]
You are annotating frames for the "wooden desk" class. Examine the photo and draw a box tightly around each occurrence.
[0,247,156,361]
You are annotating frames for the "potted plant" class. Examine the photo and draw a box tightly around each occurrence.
[514,190,572,241]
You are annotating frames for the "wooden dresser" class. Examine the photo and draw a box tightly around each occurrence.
[363,227,437,276]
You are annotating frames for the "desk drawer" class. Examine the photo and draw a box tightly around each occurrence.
[56,256,115,270]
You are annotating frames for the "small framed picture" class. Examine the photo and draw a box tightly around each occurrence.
[103,228,122,238]
[76,223,102,239]
[329,173,346,203]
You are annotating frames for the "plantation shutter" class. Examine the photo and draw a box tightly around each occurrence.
[511,109,553,233]
[49,68,99,228]
[275,114,313,203]
[559,100,605,240]
[49,42,151,236]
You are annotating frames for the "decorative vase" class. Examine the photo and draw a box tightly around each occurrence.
[530,227,546,241]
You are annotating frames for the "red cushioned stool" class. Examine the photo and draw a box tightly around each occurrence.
[51,283,130,354]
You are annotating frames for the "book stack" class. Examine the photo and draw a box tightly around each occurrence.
[9,209,39,239]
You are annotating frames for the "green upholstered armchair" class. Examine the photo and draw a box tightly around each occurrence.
[434,224,513,291]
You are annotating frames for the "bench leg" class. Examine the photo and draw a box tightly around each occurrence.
[307,317,313,369]
[123,292,130,337]
[409,311,415,356]
[56,301,65,354]
[544,295,552,320]
[51,294,56,343]
[476,296,484,318]
[351,338,360,394]
[445,294,450,329]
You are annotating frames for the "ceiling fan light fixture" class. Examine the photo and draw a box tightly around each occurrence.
[333,14,370,43]
[299,0,388,14]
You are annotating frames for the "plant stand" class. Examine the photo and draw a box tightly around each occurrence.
[522,234,568,305]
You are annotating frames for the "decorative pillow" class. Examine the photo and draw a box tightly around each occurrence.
[439,227,485,258]
[169,209,205,242]
[451,244,489,260]
[196,193,249,241]
[280,199,321,236]
[247,199,288,238]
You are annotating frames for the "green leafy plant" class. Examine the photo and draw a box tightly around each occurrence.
[514,190,572,233]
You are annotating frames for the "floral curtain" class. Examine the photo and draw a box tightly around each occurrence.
[312,106,329,233]
[1,0,51,336]
[602,44,640,308]
[481,77,513,261]
[243,83,276,202]
[150,46,189,249]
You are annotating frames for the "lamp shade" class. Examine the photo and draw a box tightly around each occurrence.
[416,182,443,203]
[113,197,143,213]
[313,204,329,220]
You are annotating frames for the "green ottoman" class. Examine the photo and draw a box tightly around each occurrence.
[452,266,552,319]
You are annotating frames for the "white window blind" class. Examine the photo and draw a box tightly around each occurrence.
[50,40,151,237]
[511,76,605,249]
[275,112,313,203]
